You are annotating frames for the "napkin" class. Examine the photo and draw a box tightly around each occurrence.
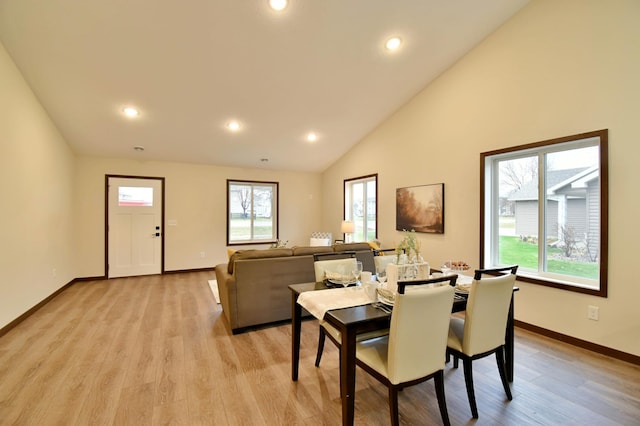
[325,271,343,280]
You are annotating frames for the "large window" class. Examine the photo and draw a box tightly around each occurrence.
[481,130,608,296]
[227,180,278,245]
[344,174,377,242]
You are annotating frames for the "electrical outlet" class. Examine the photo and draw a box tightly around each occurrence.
[52,268,57,277]
[587,305,599,321]
[200,251,206,258]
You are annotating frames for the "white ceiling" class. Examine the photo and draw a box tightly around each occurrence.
[0,0,529,172]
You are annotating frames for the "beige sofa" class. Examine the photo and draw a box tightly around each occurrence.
[214,242,375,334]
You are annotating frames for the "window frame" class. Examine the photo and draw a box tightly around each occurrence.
[480,129,608,297]
[226,179,279,246]
[344,174,378,242]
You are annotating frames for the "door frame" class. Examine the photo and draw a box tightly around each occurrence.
[105,174,166,278]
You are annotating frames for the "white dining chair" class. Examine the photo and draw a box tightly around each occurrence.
[313,256,357,283]
[312,253,388,367]
[355,282,455,426]
[373,254,396,275]
[446,267,518,418]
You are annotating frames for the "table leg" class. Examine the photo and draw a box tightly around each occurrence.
[505,294,515,382]
[291,292,301,381]
[339,326,357,426]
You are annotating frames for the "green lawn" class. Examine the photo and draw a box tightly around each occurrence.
[229,218,274,239]
[499,236,598,279]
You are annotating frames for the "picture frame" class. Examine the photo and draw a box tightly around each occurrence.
[396,183,444,234]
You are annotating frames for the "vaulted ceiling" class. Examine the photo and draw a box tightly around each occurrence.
[0,0,529,172]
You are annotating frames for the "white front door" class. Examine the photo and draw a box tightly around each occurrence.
[107,177,163,278]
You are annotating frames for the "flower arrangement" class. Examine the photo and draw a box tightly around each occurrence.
[395,230,421,262]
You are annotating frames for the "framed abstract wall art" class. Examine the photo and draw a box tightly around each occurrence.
[396,183,444,234]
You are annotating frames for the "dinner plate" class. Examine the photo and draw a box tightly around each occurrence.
[376,288,396,306]
[379,296,395,306]
[326,278,357,287]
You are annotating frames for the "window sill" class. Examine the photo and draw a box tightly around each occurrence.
[516,272,606,297]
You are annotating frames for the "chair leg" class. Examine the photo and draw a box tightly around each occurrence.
[388,385,400,426]
[434,370,451,426]
[462,357,479,418]
[314,328,326,367]
[495,346,513,400]
[453,354,459,368]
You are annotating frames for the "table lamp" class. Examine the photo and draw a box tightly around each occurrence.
[341,220,355,243]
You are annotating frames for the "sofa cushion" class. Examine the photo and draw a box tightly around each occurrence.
[292,246,334,256]
[335,242,372,252]
[228,248,293,274]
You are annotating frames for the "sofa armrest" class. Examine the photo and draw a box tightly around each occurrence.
[215,264,237,329]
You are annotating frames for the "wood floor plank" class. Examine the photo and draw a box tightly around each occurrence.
[154,335,186,406]
[114,383,156,426]
[0,271,639,425]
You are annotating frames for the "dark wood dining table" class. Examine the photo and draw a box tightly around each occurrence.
[289,281,517,426]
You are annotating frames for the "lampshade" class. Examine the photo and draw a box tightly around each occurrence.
[341,220,355,234]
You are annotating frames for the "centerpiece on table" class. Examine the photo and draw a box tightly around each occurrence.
[388,230,429,285]
[395,229,424,264]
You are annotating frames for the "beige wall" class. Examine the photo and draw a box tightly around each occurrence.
[0,42,76,328]
[1,33,323,327]
[74,157,323,278]
[322,0,640,356]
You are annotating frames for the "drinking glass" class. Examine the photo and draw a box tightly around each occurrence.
[341,273,352,288]
[352,261,363,285]
[376,266,387,286]
[441,260,452,276]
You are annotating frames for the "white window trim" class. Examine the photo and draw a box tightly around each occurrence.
[227,179,279,245]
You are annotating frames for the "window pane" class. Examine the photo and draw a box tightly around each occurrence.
[252,185,273,239]
[499,157,538,271]
[544,147,599,279]
[366,180,377,240]
[119,186,153,206]
[352,182,365,241]
[229,184,251,241]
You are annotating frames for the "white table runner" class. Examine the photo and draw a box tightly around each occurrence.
[456,274,473,285]
[297,287,372,320]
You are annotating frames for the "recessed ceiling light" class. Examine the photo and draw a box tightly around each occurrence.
[306,132,318,142]
[226,121,241,131]
[269,0,288,11]
[385,37,402,51]
[123,106,140,117]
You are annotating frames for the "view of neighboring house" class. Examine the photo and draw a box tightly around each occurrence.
[508,166,600,259]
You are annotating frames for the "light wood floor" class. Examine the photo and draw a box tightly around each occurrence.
[1,272,638,425]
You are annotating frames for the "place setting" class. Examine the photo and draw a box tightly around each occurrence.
[323,261,363,288]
